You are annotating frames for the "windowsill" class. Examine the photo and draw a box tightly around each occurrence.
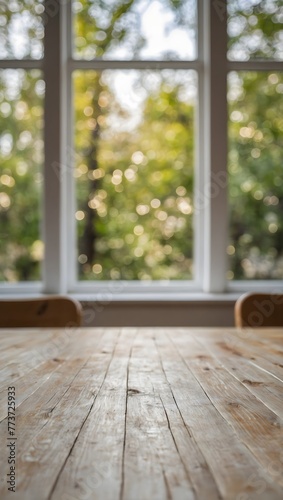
[74,291,240,303]
[1,279,283,303]
[71,279,283,303]
[0,286,240,303]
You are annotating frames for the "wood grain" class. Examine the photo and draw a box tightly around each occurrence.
[0,327,283,499]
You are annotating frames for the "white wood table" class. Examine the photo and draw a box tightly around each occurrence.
[0,327,283,500]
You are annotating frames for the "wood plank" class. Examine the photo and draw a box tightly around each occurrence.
[0,328,106,422]
[0,328,117,500]
[121,329,195,500]
[161,328,283,499]
[194,328,283,381]
[0,329,58,366]
[240,328,283,345]
[123,328,220,500]
[0,329,75,386]
[195,332,283,419]
[168,329,283,490]
[234,334,283,364]
[50,328,137,500]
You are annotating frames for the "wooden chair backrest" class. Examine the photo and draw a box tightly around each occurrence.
[234,292,283,328]
[0,297,82,328]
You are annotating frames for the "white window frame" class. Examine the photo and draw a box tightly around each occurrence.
[1,0,283,297]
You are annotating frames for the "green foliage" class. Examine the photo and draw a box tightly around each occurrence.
[228,71,283,279]
[0,69,43,281]
[74,70,195,280]
[228,0,283,60]
[0,0,44,59]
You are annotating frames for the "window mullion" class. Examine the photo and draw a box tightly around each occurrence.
[193,0,204,288]
[202,0,228,292]
[66,0,77,291]
[43,0,68,293]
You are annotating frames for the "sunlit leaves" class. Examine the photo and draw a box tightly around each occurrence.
[74,70,196,280]
[73,0,197,60]
[0,0,44,59]
[228,71,283,279]
[0,69,43,281]
[228,0,283,61]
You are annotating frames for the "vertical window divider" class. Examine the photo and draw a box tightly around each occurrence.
[65,0,77,292]
[202,0,228,293]
[43,0,69,293]
[194,0,205,290]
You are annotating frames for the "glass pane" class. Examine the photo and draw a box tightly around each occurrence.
[228,0,283,61]
[74,70,196,280]
[0,69,44,282]
[0,0,44,59]
[228,71,283,280]
[73,0,197,60]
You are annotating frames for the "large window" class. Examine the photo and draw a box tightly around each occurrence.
[0,0,283,294]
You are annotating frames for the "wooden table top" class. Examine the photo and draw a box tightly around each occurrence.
[0,327,282,500]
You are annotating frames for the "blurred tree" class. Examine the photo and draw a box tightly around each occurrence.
[227,0,283,279]
[228,71,283,279]
[0,69,44,281]
[74,0,195,280]
[228,0,283,61]
[75,70,195,280]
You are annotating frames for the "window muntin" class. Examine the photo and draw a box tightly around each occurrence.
[228,71,283,280]
[73,0,197,61]
[74,69,196,280]
[0,0,44,60]
[228,0,283,61]
[0,69,44,282]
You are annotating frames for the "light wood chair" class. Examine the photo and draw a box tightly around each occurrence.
[235,292,283,328]
[0,296,82,328]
